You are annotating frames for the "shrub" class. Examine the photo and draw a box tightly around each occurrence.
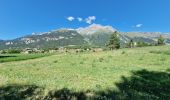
[79,61,84,64]
[1,50,7,54]
[136,41,150,47]
[80,49,84,53]
[0,50,18,54]
[7,49,21,54]
[121,51,126,54]
[53,60,58,63]
[99,58,104,62]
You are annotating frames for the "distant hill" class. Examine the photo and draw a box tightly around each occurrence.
[0,24,170,49]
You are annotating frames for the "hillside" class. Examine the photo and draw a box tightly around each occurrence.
[0,29,87,49]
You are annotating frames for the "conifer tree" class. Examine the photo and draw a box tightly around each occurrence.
[157,35,165,45]
[108,31,120,50]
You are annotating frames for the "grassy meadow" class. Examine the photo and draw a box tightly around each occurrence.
[0,53,50,63]
[0,46,170,99]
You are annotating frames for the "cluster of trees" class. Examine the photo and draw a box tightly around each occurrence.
[125,40,153,48]
[126,35,165,48]
[107,32,166,50]
[1,49,21,54]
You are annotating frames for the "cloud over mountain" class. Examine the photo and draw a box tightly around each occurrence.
[77,17,83,22]
[85,16,96,24]
[67,16,75,21]
[66,16,96,24]
[136,24,143,28]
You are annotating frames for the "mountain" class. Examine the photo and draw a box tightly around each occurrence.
[0,24,170,50]
[0,29,87,49]
[77,24,129,46]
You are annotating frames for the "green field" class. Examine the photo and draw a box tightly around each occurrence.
[0,53,50,63]
[0,46,170,99]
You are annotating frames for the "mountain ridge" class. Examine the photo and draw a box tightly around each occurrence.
[0,24,170,49]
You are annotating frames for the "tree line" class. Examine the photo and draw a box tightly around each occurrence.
[107,31,165,50]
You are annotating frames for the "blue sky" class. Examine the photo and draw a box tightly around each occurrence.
[0,0,170,40]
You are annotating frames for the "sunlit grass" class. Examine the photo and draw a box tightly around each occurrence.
[0,46,169,92]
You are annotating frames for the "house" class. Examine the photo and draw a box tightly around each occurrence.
[23,48,33,54]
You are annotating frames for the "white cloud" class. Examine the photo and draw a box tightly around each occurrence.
[66,16,96,24]
[67,16,75,21]
[136,24,143,28]
[77,17,83,22]
[85,16,96,24]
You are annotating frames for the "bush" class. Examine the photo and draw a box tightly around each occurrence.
[1,50,7,54]
[99,58,104,62]
[0,49,21,54]
[136,41,150,47]
[121,51,126,54]
[7,49,21,54]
